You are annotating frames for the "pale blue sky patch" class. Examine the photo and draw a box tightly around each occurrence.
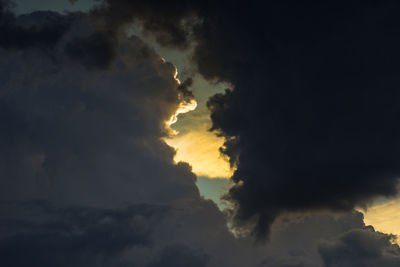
[196,177,232,210]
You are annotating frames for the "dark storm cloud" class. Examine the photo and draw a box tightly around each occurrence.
[92,0,400,237]
[91,0,199,49]
[65,32,115,69]
[147,244,208,267]
[0,201,168,267]
[0,6,229,266]
[204,2,400,238]
[319,228,400,267]
[0,10,200,206]
[177,77,194,99]
[0,7,253,267]
[258,210,400,267]
[3,2,400,266]
[0,0,72,48]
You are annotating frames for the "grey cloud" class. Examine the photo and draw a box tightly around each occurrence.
[0,8,242,267]
[65,32,115,69]
[90,0,198,49]
[0,1,72,49]
[319,228,400,267]
[147,244,208,267]
[0,201,168,267]
[3,2,400,267]
[0,11,199,207]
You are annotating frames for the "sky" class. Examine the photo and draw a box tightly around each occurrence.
[1,1,400,267]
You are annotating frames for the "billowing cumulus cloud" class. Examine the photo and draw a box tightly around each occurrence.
[0,8,201,207]
[2,1,400,266]
[0,4,267,267]
[0,4,220,266]
[0,0,72,48]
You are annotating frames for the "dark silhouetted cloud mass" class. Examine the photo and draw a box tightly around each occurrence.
[1,0,400,266]
[94,0,400,237]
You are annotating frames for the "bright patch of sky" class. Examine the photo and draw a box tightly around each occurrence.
[362,198,400,244]
[196,177,231,209]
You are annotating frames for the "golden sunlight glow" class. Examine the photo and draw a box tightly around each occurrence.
[168,99,197,127]
[361,199,400,244]
[166,66,197,128]
[164,64,232,178]
[165,129,234,178]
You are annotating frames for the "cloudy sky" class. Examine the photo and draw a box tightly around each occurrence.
[1,1,400,266]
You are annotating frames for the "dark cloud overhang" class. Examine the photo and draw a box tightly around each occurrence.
[204,2,400,237]
[88,0,400,238]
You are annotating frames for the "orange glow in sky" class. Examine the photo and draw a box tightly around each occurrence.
[165,128,234,178]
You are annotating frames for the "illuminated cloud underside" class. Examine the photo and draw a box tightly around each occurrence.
[167,99,197,127]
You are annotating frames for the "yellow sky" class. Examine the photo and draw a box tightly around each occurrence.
[163,68,233,179]
[362,199,400,243]
[165,123,233,178]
